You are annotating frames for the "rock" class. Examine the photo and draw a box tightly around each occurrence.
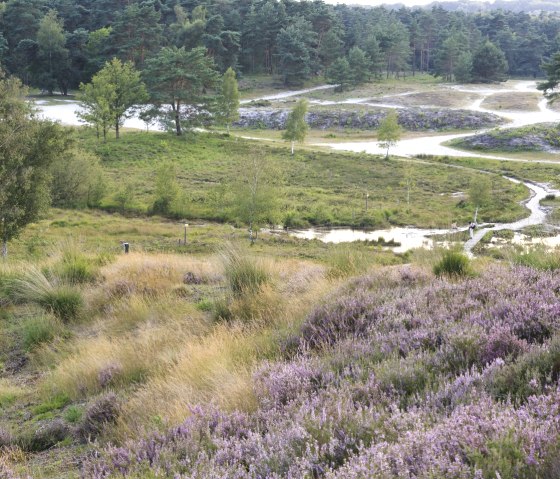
[452,122,560,152]
[235,107,504,131]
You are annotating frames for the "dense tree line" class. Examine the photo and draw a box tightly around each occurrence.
[0,0,560,92]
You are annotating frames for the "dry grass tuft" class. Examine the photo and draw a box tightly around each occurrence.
[99,253,221,300]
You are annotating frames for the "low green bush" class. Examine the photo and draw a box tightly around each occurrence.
[64,405,83,423]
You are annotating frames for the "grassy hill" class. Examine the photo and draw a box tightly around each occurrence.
[73,130,527,228]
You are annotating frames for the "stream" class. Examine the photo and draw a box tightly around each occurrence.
[36,81,560,254]
[307,80,560,254]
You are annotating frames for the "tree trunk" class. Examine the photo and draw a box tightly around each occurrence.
[174,102,182,136]
[1,240,7,259]
[115,119,120,139]
[474,206,479,223]
[175,113,182,136]
[291,141,295,155]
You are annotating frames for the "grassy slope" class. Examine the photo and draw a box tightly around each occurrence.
[0,218,406,477]
[75,129,527,228]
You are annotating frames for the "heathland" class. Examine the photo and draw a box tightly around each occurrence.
[4,62,560,476]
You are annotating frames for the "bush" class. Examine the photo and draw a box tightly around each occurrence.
[21,314,65,350]
[433,250,472,277]
[64,405,83,423]
[220,243,270,297]
[50,149,106,208]
[78,393,120,441]
[17,419,70,452]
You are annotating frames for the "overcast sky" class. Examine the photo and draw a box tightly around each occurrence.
[323,0,490,6]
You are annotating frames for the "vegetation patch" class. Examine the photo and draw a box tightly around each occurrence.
[448,123,560,152]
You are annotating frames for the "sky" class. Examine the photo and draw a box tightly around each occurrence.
[323,0,492,6]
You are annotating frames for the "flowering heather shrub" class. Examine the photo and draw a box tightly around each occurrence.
[98,363,124,389]
[83,265,560,478]
[78,393,120,441]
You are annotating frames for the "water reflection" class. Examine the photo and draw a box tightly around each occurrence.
[290,226,462,253]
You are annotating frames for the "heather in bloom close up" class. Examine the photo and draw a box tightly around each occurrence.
[81,265,560,478]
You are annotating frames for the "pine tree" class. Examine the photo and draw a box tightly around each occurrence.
[276,20,317,86]
[538,52,560,103]
[471,41,508,83]
[328,57,352,92]
[348,46,370,86]
[143,46,219,136]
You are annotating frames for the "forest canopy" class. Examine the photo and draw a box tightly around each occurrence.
[0,0,559,91]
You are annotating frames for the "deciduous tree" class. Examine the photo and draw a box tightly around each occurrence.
[79,58,147,139]
[36,10,70,94]
[231,151,280,244]
[0,73,70,258]
[282,99,308,155]
[377,109,402,159]
[217,67,239,134]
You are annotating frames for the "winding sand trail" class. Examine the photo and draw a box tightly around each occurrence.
[36,81,560,253]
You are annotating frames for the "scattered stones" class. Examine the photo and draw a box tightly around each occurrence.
[235,107,504,131]
[453,122,560,152]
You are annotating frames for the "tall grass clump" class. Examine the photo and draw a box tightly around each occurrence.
[220,243,270,297]
[49,240,103,284]
[433,250,472,277]
[510,247,560,271]
[9,268,83,322]
[327,245,373,278]
[21,314,66,351]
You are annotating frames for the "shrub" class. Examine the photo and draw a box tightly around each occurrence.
[433,250,472,277]
[21,314,65,350]
[78,393,120,441]
[220,243,270,297]
[50,148,106,208]
[17,419,69,452]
